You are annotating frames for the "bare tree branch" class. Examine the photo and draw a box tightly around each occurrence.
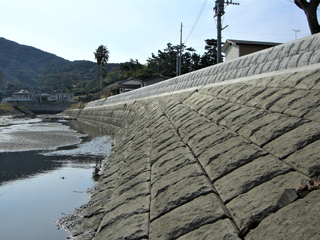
[294,0,320,34]
[310,0,320,9]
[294,0,308,10]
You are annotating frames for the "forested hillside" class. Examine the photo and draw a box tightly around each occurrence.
[0,37,119,98]
[0,37,220,101]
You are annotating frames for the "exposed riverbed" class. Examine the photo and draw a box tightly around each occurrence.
[0,117,113,240]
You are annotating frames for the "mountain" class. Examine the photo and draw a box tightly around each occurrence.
[0,37,119,96]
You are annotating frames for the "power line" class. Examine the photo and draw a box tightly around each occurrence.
[223,16,233,38]
[228,31,309,36]
[184,24,309,37]
[184,0,208,44]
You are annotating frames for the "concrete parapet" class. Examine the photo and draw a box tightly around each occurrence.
[86,33,320,107]
[59,35,320,239]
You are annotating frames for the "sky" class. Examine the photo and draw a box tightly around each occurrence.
[0,0,316,64]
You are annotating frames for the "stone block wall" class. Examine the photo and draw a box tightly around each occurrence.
[58,34,320,239]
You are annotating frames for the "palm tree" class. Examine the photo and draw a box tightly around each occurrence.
[94,45,109,98]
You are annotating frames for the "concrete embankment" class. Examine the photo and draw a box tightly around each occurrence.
[59,33,320,239]
[10,102,71,114]
[0,102,35,117]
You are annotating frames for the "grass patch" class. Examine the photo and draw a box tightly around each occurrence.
[0,102,15,112]
[68,102,86,110]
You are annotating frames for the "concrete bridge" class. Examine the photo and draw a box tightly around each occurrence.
[59,33,320,239]
[10,101,72,114]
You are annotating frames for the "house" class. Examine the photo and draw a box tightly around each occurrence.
[1,90,74,103]
[222,39,282,62]
[143,75,170,87]
[107,77,143,96]
[55,92,74,102]
[1,90,35,103]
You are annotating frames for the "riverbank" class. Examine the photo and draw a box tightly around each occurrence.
[0,117,113,240]
[0,102,36,127]
[0,102,35,117]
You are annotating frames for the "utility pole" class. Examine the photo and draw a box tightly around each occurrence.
[176,23,183,76]
[179,22,183,76]
[214,0,239,63]
[176,54,179,77]
[292,29,300,40]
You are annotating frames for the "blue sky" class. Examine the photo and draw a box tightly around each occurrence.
[0,0,315,63]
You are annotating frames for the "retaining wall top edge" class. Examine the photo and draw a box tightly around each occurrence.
[82,62,320,110]
[85,33,320,108]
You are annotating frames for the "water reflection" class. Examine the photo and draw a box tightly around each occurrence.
[0,161,96,240]
[0,119,113,240]
[43,135,112,157]
[0,151,64,185]
[69,120,112,138]
[0,119,113,186]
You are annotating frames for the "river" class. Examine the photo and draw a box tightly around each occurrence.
[0,116,113,240]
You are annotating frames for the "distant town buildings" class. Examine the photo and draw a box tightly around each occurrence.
[105,76,171,97]
[106,77,143,96]
[55,92,74,102]
[222,39,282,62]
[1,90,74,104]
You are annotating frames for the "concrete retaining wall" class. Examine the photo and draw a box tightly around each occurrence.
[87,33,320,107]
[59,34,320,240]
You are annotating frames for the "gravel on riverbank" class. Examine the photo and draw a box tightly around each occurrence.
[0,121,87,152]
[0,102,37,126]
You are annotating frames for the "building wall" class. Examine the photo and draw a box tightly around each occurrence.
[225,44,240,62]
[56,93,74,102]
[239,44,274,58]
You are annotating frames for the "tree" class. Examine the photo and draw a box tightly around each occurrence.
[0,70,4,98]
[182,47,202,72]
[119,59,157,81]
[145,39,221,78]
[147,43,180,77]
[147,43,204,77]
[101,66,108,95]
[120,59,144,77]
[94,45,109,98]
[200,39,220,66]
[0,70,4,86]
[295,0,320,34]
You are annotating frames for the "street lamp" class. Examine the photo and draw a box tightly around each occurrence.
[292,29,300,40]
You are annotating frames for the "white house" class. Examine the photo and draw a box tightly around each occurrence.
[222,39,282,62]
[1,90,74,103]
[1,90,35,103]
